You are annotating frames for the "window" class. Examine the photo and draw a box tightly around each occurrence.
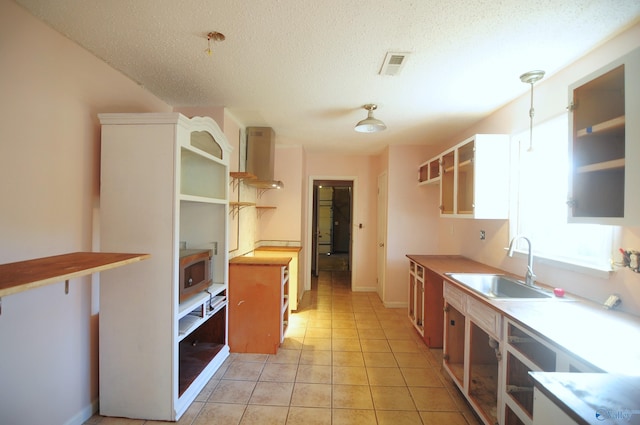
[510,113,614,272]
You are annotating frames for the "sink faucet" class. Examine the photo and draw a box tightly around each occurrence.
[508,236,536,287]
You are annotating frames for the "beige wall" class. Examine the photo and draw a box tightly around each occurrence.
[0,1,171,424]
[383,144,441,305]
[302,152,378,293]
[257,146,304,244]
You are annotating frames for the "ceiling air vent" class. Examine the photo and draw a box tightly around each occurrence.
[379,52,410,76]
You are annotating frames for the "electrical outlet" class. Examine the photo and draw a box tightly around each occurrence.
[480,230,486,240]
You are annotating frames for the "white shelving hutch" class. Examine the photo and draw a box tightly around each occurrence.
[98,112,232,421]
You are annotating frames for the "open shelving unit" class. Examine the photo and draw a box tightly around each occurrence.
[98,113,232,421]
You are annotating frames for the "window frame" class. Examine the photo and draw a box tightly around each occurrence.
[508,112,617,278]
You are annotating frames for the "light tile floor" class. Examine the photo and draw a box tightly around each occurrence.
[85,270,481,425]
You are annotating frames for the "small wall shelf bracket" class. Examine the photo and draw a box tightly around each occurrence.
[230,172,256,191]
[229,202,255,218]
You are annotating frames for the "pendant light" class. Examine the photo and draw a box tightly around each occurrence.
[354,104,387,133]
[520,70,545,151]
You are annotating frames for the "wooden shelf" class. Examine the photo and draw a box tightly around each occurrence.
[0,252,150,298]
[458,159,473,168]
[576,115,625,137]
[256,206,276,209]
[576,158,625,173]
[230,172,257,191]
[230,171,256,180]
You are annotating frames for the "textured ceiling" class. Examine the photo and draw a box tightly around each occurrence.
[14,0,640,154]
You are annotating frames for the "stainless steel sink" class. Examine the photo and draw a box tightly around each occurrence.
[445,273,554,300]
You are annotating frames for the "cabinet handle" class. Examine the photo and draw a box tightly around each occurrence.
[443,305,449,312]
[566,198,577,207]
[443,353,450,361]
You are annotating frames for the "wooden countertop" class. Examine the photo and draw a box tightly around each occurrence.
[0,252,150,298]
[407,254,640,375]
[530,373,640,425]
[229,256,291,266]
[254,246,302,253]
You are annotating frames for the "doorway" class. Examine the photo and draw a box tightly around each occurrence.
[311,180,353,278]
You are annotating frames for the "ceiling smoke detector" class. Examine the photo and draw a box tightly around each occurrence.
[379,52,410,76]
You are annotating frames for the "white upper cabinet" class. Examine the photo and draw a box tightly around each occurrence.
[439,134,510,219]
[567,47,640,225]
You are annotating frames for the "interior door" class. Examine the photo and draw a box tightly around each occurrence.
[377,172,388,301]
[332,187,351,254]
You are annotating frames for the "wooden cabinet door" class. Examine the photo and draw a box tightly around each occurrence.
[423,269,444,348]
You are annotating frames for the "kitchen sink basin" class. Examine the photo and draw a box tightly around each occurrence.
[445,273,554,300]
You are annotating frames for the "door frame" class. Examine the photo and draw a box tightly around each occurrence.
[305,175,357,292]
[377,171,388,301]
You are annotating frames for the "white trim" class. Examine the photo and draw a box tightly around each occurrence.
[352,286,377,292]
[64,399,98,425]
[507,248,612,279]
[383,301,408,309]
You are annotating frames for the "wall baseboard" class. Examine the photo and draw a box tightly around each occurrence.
[65,399,98,425]
[383,301,407,309]
[352,286,376,292]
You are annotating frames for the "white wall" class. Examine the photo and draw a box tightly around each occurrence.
[435,22,640,315]
[0,2,171,424]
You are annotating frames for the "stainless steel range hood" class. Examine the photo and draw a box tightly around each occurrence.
[245,127,284,189]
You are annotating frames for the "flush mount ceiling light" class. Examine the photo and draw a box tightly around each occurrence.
[520,70,545,151]
[205,31,225,56]
[354,104,387,133]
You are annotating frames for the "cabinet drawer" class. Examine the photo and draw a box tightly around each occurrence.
[444,281,466,312]
[466,296,502,339]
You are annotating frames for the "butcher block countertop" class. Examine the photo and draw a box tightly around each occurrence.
[406,255,640,375]
[0,252,150,298]
[254,246,302,253]
[229,256,291,266]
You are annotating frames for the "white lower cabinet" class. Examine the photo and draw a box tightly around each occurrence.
[443,281,503,425]
[532,388,578,425]
[501,319,597,425]
[443,283,598,425]
[408,260,425,337]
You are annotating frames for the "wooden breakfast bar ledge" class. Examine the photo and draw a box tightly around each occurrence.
[0,252,150,314]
